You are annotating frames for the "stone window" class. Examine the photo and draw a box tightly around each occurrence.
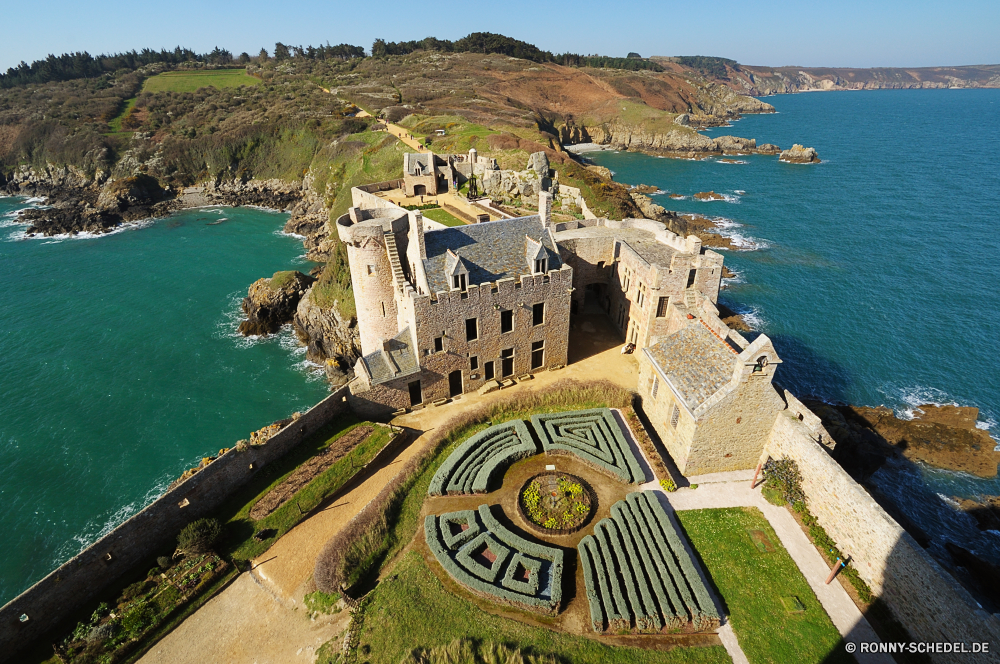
[434,336,443,353]
[531,340,544,369]
[484,361,495,380]
[622,267,631,292]
[470,356,479,371]
[651,375,659,398]
[656,296,669,317]
[686,269,697,288]
[500,309,513,333]
[453,274,467,291]
[670,405,680,429]
[367,264,376,275]
[534,258,548,274]
[466,318,478,341]
[532,303,545,326]
[637,283,647,308]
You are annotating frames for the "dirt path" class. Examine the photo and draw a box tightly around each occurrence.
[138,573,345,664]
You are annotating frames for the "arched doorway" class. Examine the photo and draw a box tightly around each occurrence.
[413,184,427,196]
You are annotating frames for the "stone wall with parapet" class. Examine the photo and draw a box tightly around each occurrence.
[351,185,406,211]
[764,409,1000,663]
[0,386,352,663]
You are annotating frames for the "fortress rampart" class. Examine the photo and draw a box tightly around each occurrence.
[763,395,1000,663]
[0,386,352,662]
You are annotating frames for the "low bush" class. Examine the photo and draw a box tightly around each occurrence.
[660,478,677,492]
[532,408,645,483]
[156,555,173,569]
[177,518,222,555]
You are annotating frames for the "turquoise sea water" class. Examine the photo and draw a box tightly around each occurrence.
[589,89,1000,575]
[0,203,328,605]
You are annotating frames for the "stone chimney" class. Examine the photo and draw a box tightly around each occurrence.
[468,147,477,165]
[538,191,553,229]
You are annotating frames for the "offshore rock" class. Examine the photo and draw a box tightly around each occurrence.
[756,143,782,155]
[239,271,315,336]
[951,495,1000,531]
[712,136,757,154]
[292,288,362,388]
[779,144,821,163]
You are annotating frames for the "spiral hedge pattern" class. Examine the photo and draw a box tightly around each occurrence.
[425,505,564,614]
[428,420,538,496]
[531,408,646,484]
[578,491,720,633]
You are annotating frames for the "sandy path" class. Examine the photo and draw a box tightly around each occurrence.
[138,573,344,664]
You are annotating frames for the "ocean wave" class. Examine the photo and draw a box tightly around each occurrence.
[6,217,157,243]
[694,193,741,204]
[24,196,47,204]
[57,473,172,564]
[895,385,961,420]
[717,159,748,165]
[735,190,746,195]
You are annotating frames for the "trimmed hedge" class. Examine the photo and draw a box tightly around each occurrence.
[428,420,537,496]
[531,409,645,484]
[424,505,564,614]
[577,491,720,634]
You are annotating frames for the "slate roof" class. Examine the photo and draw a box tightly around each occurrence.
[361,327,420,385]
[645,322,739,410]
[405,153,432,176]
[422,216,561,294]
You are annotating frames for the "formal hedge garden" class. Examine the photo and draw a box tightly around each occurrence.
[518,472,594,533]
[531,408,646,484]
[578,491,720,634]
[428,419,538,496]
[424,504,564,614]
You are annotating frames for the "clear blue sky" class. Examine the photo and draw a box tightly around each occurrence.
[4,0,999,72]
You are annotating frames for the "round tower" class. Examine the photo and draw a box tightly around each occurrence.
[336,207,409,356]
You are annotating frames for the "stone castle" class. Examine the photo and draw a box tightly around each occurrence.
[340,151,786,476]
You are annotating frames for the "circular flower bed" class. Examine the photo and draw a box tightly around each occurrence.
[518,473,595,534]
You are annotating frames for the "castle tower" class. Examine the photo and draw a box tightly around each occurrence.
[336,206,409,356]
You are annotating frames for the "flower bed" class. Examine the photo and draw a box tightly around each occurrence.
[578,491,719,634]
[517,473,595,534]
[531,409,646,484]
[428,419,537,496]
[424,504,563,614]
[52,553,229,663]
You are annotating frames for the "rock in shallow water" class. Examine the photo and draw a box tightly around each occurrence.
[238,271,314,336]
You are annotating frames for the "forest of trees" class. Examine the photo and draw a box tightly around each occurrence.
[370,33,664,71]
[675,56,739,79]
[0,42,366,89]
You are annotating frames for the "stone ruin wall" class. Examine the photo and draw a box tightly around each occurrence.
[0,386,352,662]
[764,402,1000,663]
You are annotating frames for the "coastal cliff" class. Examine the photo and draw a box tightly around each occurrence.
[292,289,361,387]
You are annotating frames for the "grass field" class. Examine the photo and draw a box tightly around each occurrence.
[216,416,393,563]
[107,97,136,133]
[675,508,852,664]
[422,207,467,226]
[350,552,731,664]
[142,69,261,93]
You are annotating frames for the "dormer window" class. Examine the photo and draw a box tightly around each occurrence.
[534,258,548,274]
[453,274,467,291]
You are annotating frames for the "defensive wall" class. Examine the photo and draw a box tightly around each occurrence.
[763,392,1000,663]
[0,385,352,662]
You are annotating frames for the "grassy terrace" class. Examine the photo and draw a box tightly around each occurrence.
[676,508,851,664]
[421,207,467,226]
[345,552,730,664]
[141,68,261,93]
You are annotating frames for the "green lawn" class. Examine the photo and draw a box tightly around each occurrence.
[216,416,393,562]
[675,508,852,664]
[107,97,136,133]
[351,551,731,664]
[142,69,261,93]
[422,207,467,226]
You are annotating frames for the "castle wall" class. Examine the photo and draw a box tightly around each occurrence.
[345,228,399,356]
[764,411,1000,663]
[557,235,615,309]
[637,353,698,474]
[0,387,352,662]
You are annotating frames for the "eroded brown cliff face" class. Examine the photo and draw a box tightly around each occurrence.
[292,289,361,388]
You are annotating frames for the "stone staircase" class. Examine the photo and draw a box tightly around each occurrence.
[684,287,699,309]
[384,233,407,290]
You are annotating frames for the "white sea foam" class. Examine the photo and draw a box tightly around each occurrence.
[717,159,748,165]
[24,196,47,203]
[10,217,157,242]
[694,192,741,204]
[896,386,960,420]
[735,190,746,195]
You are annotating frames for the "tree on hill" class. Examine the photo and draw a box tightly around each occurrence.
[274,42,291,61]
[627,52,642,59]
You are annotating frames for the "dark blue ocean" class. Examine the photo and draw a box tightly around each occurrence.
[589,89,1000,574]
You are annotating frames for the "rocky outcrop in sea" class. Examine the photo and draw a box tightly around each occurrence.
[238,271,315,336]
[292,289,362,388]
[779,144,821,164]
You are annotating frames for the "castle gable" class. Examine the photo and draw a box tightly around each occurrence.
[421,216,561,294]
[644,322,739,411]
[361,327,420,385]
